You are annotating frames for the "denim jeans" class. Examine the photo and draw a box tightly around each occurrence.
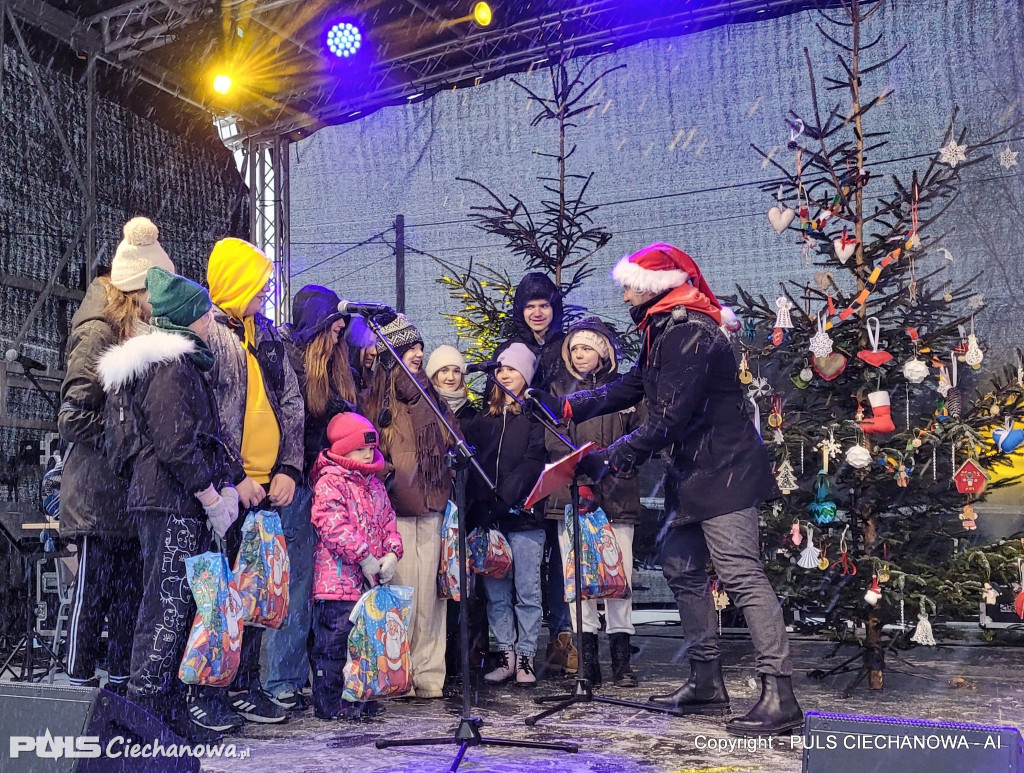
[660,507,792,676]
[483,529,545,657]
[264,485,315,696]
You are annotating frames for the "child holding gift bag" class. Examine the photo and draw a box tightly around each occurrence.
[463,343,548,685]
[309,412,403,720]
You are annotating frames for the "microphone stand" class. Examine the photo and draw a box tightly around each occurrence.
[363,314,578,770]
[515,387,702,726]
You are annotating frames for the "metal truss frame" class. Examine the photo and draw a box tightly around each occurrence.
[244,135,291,326]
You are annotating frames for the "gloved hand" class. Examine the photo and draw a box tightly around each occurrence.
[577,449,614,484]
[219,486,240,526]
[378,552,399,583]
[524,388,565,424]
[203,495,233,539]
[359,554,382,586]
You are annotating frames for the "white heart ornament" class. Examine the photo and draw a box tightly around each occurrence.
[833,239,856,264]
[768,206,795,235]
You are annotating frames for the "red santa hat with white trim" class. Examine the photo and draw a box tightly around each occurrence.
[611,242,739,331]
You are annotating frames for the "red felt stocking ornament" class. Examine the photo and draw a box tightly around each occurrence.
[858,390,895,435]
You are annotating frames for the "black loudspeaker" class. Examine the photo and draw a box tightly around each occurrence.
[0,683,200,772]
[803,711,1024,773]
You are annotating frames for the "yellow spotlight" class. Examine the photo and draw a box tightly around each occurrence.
[473,2,493,27]
[212,73,233,95]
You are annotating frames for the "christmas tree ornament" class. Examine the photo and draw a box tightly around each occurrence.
[817,550,830,571]
[809,310,834,357]
[776,458,798,494]
[939,138,968,168]
[936,363,951,396]
[945,356,961,418]
[910,598,937,646]
[999,145,1019,169]
[982,583,998,606]
[791,520,803,546]
[903,357,929,384]
[878,564,890,583]
[838,529,857,576]
[813,352,847,381]
[747,375,771,399]
[798,531,822,569]
[768,205,795,234]
[773,295,794,332]
[993,419,1024,454]
[833,227,858,264]
[711,580,731,611]
[964,318,983,369]
[864,575,882,606]
[767,396,784,429]
[816,429,841,473]
[738,352,753,384]
[787,118,805,150]
[808,471,838,524]
[858,390,895,434]
[960,502,977,530]
[856,317,893,367]
[953,458,987,495]
[791,361,812,389]
[845,443,873,469]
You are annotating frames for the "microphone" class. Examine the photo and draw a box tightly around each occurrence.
[338,300,395,316]
[5,349,46,372]
[465,360,501,374]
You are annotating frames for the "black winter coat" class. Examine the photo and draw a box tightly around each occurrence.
[567,306,779,527]
[463,406,546,533]
[493,272,565,390]
[57,279,132,538]
[98,329,243,518]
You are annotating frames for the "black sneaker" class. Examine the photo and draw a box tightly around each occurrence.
[188,696,244,732]
[69,676,101,688]
[270,689,310,711]
[229,688,289,724]
[168,710,224,744]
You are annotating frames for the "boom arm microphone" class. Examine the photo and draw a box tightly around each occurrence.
[5,349,45,372]
[465,360,501,374]
[338,300,396,316]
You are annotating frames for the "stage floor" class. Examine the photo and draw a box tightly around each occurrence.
[188,626,1024,772]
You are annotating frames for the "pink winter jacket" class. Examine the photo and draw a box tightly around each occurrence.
[310,449,403,602]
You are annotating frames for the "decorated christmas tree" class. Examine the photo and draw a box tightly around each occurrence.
[731,0,1024,688]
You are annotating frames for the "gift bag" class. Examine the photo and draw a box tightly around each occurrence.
[178,552,244,686]
[233,510,290,629]
[437,501,464,600]
[563,506,631,602]
[342,584,415,702]
[466,527,514,579]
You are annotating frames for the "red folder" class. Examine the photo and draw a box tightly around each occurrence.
[524,442,597,509]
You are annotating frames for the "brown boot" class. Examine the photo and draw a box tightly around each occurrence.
[544,632,578,674]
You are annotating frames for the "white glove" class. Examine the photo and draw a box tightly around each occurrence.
[359,555,381,586]
[219,486,240,526]
[203,495,232,539]
[378,552,399,584]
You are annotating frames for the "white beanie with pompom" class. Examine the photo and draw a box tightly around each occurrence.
[110,217,175,292]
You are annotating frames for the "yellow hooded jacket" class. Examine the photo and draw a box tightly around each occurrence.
[207,238,280,484]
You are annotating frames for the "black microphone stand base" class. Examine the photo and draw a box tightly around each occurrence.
[376,716,579,773]
[526,676,705,725]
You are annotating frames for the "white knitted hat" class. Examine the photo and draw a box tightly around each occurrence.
[426,345,467,380]
[497,342,537,385]
[110,217,175,292]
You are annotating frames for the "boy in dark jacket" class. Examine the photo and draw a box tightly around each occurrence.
[97,268,242,742]
[528,243,801,737]
[546,318,642,688]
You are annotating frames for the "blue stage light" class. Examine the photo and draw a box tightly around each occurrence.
[326,22,362,58]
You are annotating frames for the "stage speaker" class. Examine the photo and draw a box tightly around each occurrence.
[803,711,1024,773]
[0,683,200,772]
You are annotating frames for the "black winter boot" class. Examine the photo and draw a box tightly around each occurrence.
[648,659,730,715]
[608,633,638,688]
[725,674,803,737]
[581,632,602,688]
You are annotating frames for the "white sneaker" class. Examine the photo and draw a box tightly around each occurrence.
[516,654,536,685]
[484,651,516,684]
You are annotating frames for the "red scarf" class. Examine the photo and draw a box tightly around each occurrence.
[637,283,726,330]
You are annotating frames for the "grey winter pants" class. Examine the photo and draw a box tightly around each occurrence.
[659,507,792,676]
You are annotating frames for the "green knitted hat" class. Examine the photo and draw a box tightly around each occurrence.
[145,267,212,327]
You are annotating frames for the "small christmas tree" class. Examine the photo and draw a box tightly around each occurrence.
[731,0,1024,689]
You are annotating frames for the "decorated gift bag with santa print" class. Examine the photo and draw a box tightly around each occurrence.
[563,506,631,602]
[466,527,514,579]
[233,510,290,629]
[179,551,244,686]
[342,584,415,701]
[437,501,465,601]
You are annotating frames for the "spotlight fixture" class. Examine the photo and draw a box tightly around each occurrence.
[473,2,493,27]
[326,21,363,58]
[212,73,232,95]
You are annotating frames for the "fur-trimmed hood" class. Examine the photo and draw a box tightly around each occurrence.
[97,328,197,393]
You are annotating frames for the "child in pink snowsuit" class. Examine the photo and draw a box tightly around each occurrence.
[309,412,403,720]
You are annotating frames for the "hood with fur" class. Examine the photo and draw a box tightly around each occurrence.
[560,317,619,381]
[507,272,564,342]
[97,328,196,393]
